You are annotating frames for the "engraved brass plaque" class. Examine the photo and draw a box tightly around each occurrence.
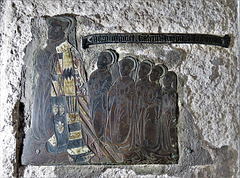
[82,33,230,49]
[22,15,179,165]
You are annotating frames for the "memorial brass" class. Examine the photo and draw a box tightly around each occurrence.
[22,15,179,165]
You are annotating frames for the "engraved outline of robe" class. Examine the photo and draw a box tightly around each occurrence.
[88,68,112,141]
[142,84,162,152]
[136,79,158,149]
[160,72,178,152]
[32,49,54,141]
[106,76,136,154]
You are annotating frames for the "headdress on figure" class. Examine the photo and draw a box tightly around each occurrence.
[163,71,177,90]
[119,56,137,77]
[137,60,153,79]
[97,49,118,69]
[46,15,77,48]
[150,65,163,82]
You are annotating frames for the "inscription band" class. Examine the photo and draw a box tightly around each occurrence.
[82,33,230,49]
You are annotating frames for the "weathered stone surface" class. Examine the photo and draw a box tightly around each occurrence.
[0,0,239,177]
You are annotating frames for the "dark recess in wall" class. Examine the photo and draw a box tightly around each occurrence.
[12,100,26,178]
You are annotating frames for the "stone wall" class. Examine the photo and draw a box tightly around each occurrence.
[0,0,239,177]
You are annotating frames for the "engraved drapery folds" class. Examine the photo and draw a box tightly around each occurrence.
[24,15,178,165]
[94,54,179,164]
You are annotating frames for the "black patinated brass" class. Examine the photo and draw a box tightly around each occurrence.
[22,15,179,165]
[82,33,230,49]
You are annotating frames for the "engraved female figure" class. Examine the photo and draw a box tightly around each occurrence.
[33,16,89,156]
[88,50,117,141]
[32,17,70,142]
[161,71,178,152]
[106,57,137,158]
[142,65,164,152]
[135,60,153,149]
